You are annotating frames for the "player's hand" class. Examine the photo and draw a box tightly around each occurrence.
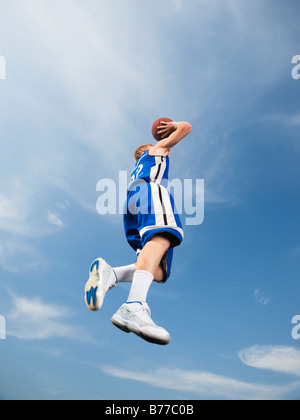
[157,121,178,139]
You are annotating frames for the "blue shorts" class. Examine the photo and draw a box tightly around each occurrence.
[123,181,184,281]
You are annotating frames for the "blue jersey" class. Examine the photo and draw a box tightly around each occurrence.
[128,151,169,190]
[123,150,184,282]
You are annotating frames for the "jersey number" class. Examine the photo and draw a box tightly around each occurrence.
[131,164,143,182]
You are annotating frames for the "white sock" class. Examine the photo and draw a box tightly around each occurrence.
[113,264,136,284]
[127,270,154,303]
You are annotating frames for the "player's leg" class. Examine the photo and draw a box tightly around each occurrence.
[154,247,174,283]
[85,194,141,312]
[114,263,165,284]
[113,264,136,284]
[127,234,171,302]
[111,234,172,345]
[135,234,171,277]
[84,237,155,311]
[110,184,180,344]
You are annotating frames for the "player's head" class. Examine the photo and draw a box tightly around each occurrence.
[134,144,153,162]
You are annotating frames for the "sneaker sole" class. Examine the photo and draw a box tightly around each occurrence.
[85,258,114,311]
[111,314,170,346]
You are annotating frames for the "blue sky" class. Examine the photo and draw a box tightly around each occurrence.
[0,0,300,400]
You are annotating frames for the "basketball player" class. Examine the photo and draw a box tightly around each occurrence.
[85,120,192,345]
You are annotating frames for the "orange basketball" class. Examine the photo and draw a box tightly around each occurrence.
[151,117,173,141]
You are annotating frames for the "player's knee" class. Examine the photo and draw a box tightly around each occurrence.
[154,266,165,283]
[154,277,165,284]
[151,233,172,250]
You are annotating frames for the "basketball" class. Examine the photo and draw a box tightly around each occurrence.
[151,117,174,141]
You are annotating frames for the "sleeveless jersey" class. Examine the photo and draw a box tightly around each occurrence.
[128,150,169,191]
[124,149,184,256]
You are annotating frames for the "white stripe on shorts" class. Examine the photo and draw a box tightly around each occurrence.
[150,182,165,226]
[140,225,184,240]
[150,183,178,228]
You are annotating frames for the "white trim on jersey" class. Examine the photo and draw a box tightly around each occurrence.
[150,156,167,184]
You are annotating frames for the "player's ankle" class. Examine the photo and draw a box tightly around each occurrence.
[127,270,154,303]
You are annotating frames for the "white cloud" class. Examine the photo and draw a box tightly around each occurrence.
[253,289,270,305]
[7,294,87,340]
[261,112,300,128]
[102,366,298,400]
[286,112,300,126]
[0,179,56,238]
[0,194,19,226]
[56,201,70,211]
[47,212,64,229]
[0,0,166,240]
[0,237,48,273]
[0,187,31,236]
[0,0,298,265]
[239,345,300,377]
[0,0,292,209]
[170,0,183,11]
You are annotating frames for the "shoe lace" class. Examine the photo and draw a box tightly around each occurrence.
[136,304,153,324]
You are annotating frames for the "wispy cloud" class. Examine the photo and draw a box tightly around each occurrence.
[102,343,300,400]
[0,179,61,238]
[47,212,65,229]
[253,289,270,306]
[0,193,19,231]
[7,293,88,341]
[56,201,70,211]
[0,237,47,273]
[0,0,170,256]
[260,111,300,128]
[102,365,298,400]
[0,185,34,237]
[239,345,300,377]
[288,113,300,126]
[0,0,296,245]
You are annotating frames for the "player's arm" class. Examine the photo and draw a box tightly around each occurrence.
[152,121,192,153]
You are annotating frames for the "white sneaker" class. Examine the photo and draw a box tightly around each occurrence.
[85,258,116,311]
[111,302,171,345]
